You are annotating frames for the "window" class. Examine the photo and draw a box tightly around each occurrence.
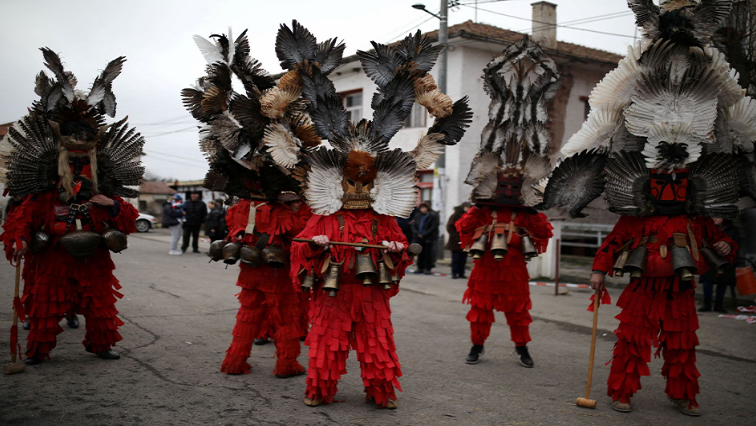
[341,91,362,122]
[580,95,590,119]
[404,102,427,128]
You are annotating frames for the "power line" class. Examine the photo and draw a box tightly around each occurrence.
[132,115,196,127]
[142,126,198,138]
[524,11,633,33]
[144,149,207,164]
[462,4,637,39]
[387,15,437,43]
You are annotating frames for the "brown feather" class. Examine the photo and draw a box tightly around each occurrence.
[343,151,377,183]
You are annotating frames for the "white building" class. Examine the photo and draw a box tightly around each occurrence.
[330,2,622,225]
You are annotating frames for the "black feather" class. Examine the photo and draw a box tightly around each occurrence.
[428,97,473,145]
[688,153,740,218]
[539,150,607,218]
[395,30,442,73]
[275,20,317,70]
[310,95,348,142]
[357,41,399,89]
[315,38,346,75]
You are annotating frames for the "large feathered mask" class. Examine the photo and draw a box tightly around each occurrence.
[266,21,472,218]
[183,28,321,201]
[465,37,561,208]
[539,0,753,219]
[0,48,144,200]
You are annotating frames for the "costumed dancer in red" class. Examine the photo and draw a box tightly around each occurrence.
[218,193,311,377]
[267,22,472,408]
[540,0,754,416]
[182,29,324,377]
[457,37,560,367]
[0,48,143,365]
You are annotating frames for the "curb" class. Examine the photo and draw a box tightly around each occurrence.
[406,269,591,289]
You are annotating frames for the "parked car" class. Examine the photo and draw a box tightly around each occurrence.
[136,213,157,233]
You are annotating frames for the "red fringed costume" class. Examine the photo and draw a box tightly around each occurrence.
[592,215,736,406]
[290,210,412,408]
[456,205,552,347]
[2,191,138,359]
[220,199,311,376]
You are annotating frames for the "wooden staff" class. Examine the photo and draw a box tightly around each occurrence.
[576,289,601,409]
[293,239,422,255]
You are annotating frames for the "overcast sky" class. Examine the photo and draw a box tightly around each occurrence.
[0,0,640,180]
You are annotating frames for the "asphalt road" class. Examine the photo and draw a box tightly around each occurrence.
[1,229,755,426]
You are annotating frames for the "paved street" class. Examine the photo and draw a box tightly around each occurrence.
[1,229,755,426]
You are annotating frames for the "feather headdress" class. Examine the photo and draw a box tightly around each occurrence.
[464,37,561,208]
[270,21,472,217]
[1,48,143,199]
[183,28,320,200]
[540,0,752,219]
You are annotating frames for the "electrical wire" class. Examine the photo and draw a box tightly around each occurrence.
[144,149,207,164]
[524,11,633,33]
[387,15,437,43]
[462,4,637,39]
[141,126,198,138]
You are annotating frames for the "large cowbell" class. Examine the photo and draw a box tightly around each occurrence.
[356,252,378,286]
[701,247,730,275]
[671,244,697,281]
[623,245,648,279]
[521,235,537,260]
[490,232,508,260]
[469,233,489,259]
[322,259,343,297]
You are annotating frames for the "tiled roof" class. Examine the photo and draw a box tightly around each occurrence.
[140,180,177,195]
[337,20,623,68]
[0,122,14,137]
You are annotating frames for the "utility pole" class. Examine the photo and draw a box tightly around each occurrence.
[412,1,450,261]
[434,0,448,261]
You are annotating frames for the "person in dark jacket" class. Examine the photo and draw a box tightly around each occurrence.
[163,194,185,255]
[699,218,740,313]
[412,202,439,274]
[181,192,208,253]
[446,202,471,279]
[396,206,417,247]
[205,200,223,242]
[215,199,229,241]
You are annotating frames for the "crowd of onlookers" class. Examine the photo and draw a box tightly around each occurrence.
[161,192,227,256]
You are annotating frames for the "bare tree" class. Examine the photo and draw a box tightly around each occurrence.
[715,0,756,95]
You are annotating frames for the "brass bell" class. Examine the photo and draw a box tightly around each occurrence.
[408,243,423,256]
[700,247,730,275]
[391,272,400,284]
[322,261,343,297]
[490,232,508,261]
[240,245,264,267]
[671,244,697,281]
[262,246,287,269]
[378,261,392,289]
[300,268,315,291]
[103,229,128,253]
[623,245,648,279]
[612,249,630,277]
[208,240,228,262]
[521,235,538,260]
[470,233,489,260]
[355,252,378,286]
[30,231,52,255]
[222,242,242,265]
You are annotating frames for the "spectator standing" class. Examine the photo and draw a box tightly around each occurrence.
[446,202,471,279]
[699,218,740,313]
[412,202,439,274]
[397,206,417,246]
[181,192,208,253]
[215,199,229,241]
[163,194,185,256]
[205,200,223,243]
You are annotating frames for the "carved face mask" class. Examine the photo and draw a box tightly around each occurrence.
[650,169,689,214]
[342,177,373,210]
[495,174,523,205]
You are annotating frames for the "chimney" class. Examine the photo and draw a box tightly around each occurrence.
[531,1,557,49]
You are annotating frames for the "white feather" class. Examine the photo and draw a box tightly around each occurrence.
[193,35,224,64]
[409,133,444,169]
[705,46,746,109]
[465,151,500,186]
[561,106,623,157]
[264,123,300,169]
[371,171,417,218]
[588,40,647,110]
[227,27,235,64]
[521,155,552,207]
[641,121,702,168]
[306,165,344,215]
[724,97,756,153]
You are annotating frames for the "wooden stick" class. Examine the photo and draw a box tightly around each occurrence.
[293,238,388,250]
[576,288,601,409]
